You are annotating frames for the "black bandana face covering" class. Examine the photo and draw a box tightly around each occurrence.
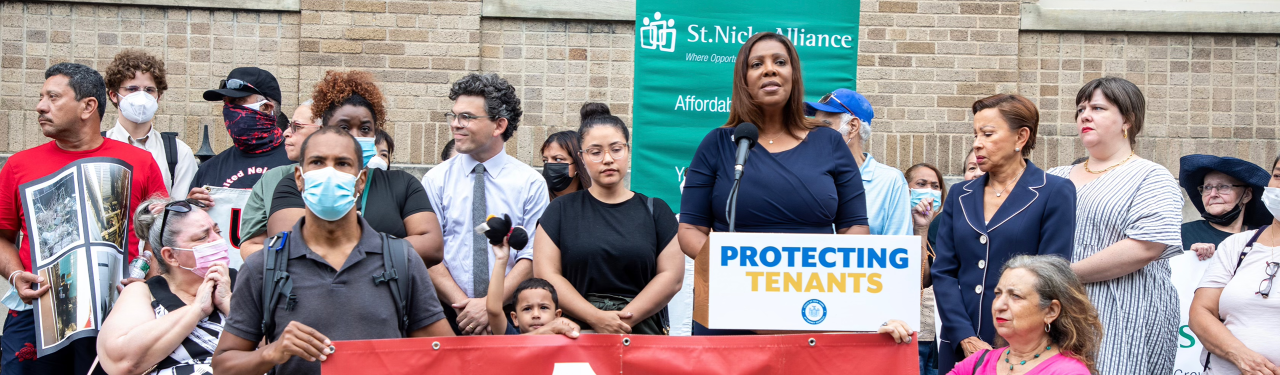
[543,163,573,192]
[1202,198,1245,226]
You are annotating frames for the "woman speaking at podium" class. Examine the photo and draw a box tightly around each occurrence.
[677,31,870,335]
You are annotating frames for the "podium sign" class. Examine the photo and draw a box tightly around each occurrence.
[707,233,920,331]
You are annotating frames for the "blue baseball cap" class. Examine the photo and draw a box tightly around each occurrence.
[805,88,874,125]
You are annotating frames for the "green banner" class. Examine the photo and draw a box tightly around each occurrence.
[632,2,860,209]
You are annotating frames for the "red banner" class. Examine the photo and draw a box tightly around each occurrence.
[322,333,918,374]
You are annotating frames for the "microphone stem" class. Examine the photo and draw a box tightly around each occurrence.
[727,178,742,233]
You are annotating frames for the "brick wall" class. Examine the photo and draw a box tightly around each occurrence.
[1,0,1277,174]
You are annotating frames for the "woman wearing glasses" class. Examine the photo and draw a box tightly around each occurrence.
[98,198,234,375]
[678,32,869,335]
[1188,155,1280,375]
[1178,155,1273,261]
[1047,77,1184,374]
[533,105,684,335]
[266,70,445,266]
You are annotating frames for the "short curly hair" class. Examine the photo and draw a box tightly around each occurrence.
[103,49,168,108]
[448,73,521,141]
[310,70,387,130]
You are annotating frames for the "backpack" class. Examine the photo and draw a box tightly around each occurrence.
[102,130,180,181]
[259,231,413,344]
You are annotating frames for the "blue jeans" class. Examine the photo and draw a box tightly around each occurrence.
[919,340,938,375]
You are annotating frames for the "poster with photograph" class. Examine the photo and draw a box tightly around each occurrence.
[20,158,133,356]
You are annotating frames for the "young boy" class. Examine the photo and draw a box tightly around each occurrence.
[487,238,580,336]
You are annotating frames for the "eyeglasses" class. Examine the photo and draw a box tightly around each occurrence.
[220,78,264,97]
[819,92,855,116]
[1259,261,1279,298]
[581,144,629,162]
[445,112,495,127]
[1198,184,1248,195]
[288,120,319,134]
[158,199,206,249]
[120,86,159,96]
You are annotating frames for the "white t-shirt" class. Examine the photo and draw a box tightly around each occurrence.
[1197,230,1280,375]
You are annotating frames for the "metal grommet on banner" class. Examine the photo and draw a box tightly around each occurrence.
[622,337,631,346]
[808,338,816,347]
[432,341,441,350]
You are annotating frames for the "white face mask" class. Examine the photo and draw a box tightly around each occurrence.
[243,99,269,112]
[1262,187,1280,220]
[118,91,159,124]
[366,156,389,170]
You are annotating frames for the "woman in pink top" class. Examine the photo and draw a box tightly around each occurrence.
[949,255,1102,375]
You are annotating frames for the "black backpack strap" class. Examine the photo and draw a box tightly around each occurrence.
[1236,224,1270,272]
[100,131,107,137]
[373,233,411,336]
[160,132,179,180]
[261,232,295,344]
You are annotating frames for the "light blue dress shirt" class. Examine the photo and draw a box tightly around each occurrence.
[861,154,912,236]
[421,149,550,297]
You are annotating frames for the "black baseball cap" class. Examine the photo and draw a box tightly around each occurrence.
[203,67,282,105]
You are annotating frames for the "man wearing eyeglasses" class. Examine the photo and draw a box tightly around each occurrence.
[188,67,292,202]
[0,63,167,375]
[421,73,549,335]
[804,88,911,237]
[237,100,322,255]
[101,50,199,198]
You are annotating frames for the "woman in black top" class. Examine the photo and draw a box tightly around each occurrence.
[1177,154,1273,260]
[541,130,587,201]
[533,106,684,335]
[267,70,445,266]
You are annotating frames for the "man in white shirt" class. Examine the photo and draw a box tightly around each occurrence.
[422,73,549,335]
[101,49,198,196]
[102,51,197,265]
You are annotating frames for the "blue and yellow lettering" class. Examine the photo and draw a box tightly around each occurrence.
[838,248,857,267]
[890,248,909,269]
[867,273,883,293]
[819,247,837,268]
[781,247,800,267]
[760,247,781,267]
[721,246,738,266]
[765,272,781,292]
[784,272,803,292]
[847,273,867,292]
[804,273,825,292]
[801,247,818,267]
[740,246,759,267]
[826,273,846,292]
[746,272,764,291]
[868,248,887,268]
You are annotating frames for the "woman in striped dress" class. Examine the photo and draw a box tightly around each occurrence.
[1047,77,1183,374]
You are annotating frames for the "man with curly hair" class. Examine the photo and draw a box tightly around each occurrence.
[101,49,199,197]
[421,73,549,335]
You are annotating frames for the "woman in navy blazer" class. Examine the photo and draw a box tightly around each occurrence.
[931,94,1077,373]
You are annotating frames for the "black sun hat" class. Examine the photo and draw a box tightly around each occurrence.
[1179,154,1274,228]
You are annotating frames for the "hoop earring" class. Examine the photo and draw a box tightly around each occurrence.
[1045,322,1052,333]
[1123,129,1128,139]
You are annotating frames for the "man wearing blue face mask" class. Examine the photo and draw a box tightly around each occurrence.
[213,127,453,375]
[187,67,292,205]
[806,88,912,236]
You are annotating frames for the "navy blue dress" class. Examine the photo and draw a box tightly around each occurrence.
[930,160,1076,374]
[681,126,868,336]
[680,126,868,233]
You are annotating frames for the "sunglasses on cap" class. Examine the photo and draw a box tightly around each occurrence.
[220,78,266,98]
[158,199,206,249]
[819,92,856,117]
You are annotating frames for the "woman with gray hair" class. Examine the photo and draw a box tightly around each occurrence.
[96,198,234,375]
[949,255,1102,375]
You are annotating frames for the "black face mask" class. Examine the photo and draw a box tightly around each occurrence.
[543,163,573,192]
[1202,198,1245,226]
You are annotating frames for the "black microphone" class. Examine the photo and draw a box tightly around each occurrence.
[732,123,759,181]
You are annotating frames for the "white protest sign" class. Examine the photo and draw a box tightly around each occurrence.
[708,233,921,331]
[206,186,251,269]
[1169,251,1212,374]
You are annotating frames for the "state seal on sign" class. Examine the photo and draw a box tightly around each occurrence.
[801,299,827,325]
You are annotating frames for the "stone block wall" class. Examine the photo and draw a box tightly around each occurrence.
[1,0,1277,175]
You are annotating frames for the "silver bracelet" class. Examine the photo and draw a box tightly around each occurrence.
[8,270,22,287]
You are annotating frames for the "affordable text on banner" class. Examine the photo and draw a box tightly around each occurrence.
[631,0,860,208]
[320,333,917,375]
[708,233,921,331]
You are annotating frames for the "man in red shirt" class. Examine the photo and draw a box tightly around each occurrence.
[0,63,167,375]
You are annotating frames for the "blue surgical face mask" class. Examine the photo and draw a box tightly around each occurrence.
[302,167,359,221]
[355,137,377,168]
[910,189,942,209]
[1,287,31,311]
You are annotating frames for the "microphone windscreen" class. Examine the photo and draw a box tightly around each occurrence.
[733,122,759,148]
[508,226,530,250]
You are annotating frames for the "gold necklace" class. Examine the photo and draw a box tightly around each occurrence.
[1084,151,1136,174]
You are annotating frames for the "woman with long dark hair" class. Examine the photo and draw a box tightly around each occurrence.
[678,32,870,335]
[541,129,587,200]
